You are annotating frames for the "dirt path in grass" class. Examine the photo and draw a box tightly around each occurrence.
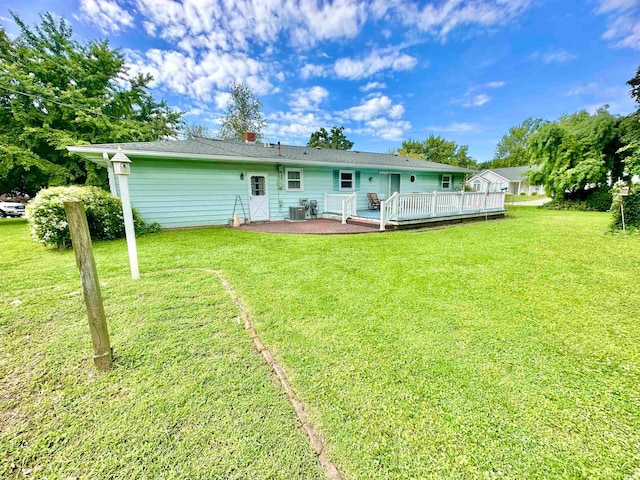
[170,268,343,480]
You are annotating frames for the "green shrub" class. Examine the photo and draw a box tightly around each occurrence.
[610,185,640,231]
[543,187,612,212]
[585,188,613,212]
[26,186,159,248]
[530,191,538,196]
[520,192,526,195]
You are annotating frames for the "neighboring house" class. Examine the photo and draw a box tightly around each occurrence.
[467,166,545,195]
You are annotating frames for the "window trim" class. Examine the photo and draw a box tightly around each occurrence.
[285,168,304,192]
[441,174,452,190]
[339,170,355,192]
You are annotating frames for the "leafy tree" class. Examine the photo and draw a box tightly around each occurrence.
[0,13,182,196]
[307,126,354,150]
[528,108,624,199]
[218,81,266,141]
[181,122,213,140]
[628,64,640,105]
[483,118,545,168]
[396,135,476,168]
[619,65,640,176]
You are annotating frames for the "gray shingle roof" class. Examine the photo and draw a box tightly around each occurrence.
[489,166,540,181]
[68,138,475,174]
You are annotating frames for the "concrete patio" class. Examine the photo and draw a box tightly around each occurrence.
[235,218,379,235]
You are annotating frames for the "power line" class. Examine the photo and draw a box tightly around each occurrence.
[0,84,177,126]
[0,83,263,155]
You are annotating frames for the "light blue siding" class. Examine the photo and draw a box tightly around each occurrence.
[124,157,466,228]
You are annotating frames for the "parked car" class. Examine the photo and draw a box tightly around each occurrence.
[0,201,26,217]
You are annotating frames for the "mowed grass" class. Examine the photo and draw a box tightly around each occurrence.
[505,194,547,202]
[0,219,323,479]
[2,208,640,478]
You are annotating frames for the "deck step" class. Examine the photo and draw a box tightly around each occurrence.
[346,217,379,227]
[346,217,395,230]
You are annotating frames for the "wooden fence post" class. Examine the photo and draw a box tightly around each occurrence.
[64,201,112,371]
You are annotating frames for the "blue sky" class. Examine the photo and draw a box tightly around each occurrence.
[1,0,639,162]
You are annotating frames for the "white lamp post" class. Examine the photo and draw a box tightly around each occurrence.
[110,148,139,279]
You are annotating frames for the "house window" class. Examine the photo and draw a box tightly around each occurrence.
[441,174,452,189]
[339,170,355,191]
[286,168,303,191]
[473,180,481,191]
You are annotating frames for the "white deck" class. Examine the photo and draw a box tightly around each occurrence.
[324,191,507,230]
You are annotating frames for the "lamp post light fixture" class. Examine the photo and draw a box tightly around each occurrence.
[620,185,630,233]
[110,148,139,279]
[240,172,245,180]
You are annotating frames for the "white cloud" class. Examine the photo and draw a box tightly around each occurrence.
[453,93,491,108]
[354,118,412,141]
[133,0,367,51]
[530,49,578,63]
[594,0,640,49]
[466,94,490,107]
[426,122,479,133]
[265,110,333,140]
[334,50,418,80]
[126,48,273,101]
[601,13,640,49]
[341,95,405,121]
[485,81,505,88]
[289,86,330,111]
[595,0,638,14]
[387,0,532,40]
[213,92,232,110]
[567,82,604,96]
[77,0,134,33]
[568,82,636,114]
[300,63,328,79]
[360,81,387,91]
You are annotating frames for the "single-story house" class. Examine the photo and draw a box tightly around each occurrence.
[68,137,505,230]
[467,166,545,195]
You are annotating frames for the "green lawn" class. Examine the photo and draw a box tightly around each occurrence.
[2,209,639,479]
[505,194,547,202]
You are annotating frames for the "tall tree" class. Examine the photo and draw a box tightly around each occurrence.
[0,13,182,196]
[619,65,640,176]
[180,122,213,140]
[307,126,354,150]
[396,135,476,168]
[218,81,266,141]
[483,118,545,168]
[528,108,624,198]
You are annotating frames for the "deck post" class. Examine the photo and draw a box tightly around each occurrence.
[484,191,489,211]
[431,191,437,216]
[459,191,465,214]
[341,197,346,224]
[380,200,385,231]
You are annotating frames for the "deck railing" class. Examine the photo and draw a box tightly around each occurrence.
[379,191,505,231]
[324,193,358,224]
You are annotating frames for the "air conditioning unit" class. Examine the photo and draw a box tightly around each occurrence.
[288,206,306,221]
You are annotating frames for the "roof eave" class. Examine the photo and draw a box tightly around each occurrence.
[66,146,474,174]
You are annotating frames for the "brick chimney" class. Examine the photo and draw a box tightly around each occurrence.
[244,131,256,144]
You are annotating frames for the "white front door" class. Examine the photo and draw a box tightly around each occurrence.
[248,173,269,221]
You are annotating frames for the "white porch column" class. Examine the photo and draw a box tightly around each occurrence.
[110,149,139,280]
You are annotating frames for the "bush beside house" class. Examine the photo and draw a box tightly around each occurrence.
[26,186,158,248]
